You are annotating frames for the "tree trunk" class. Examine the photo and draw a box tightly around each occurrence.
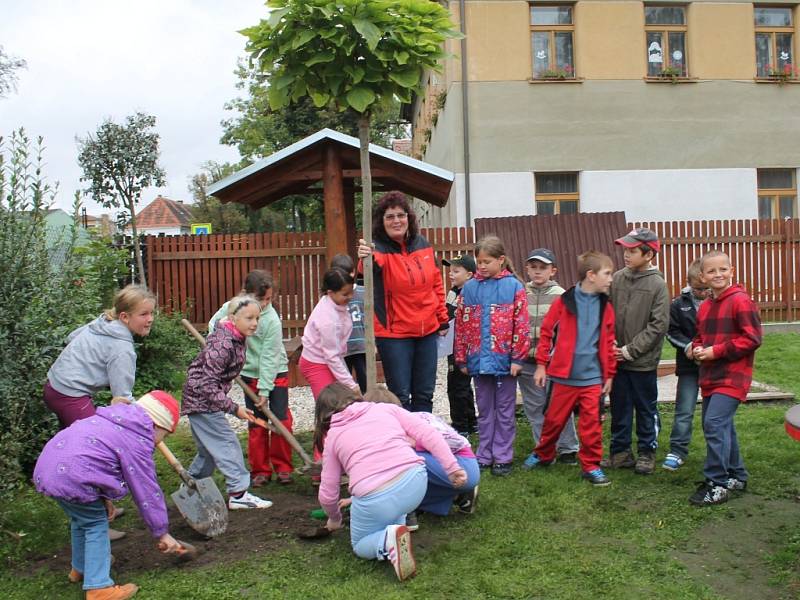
[358,112,377,391]
[128,200,148,288]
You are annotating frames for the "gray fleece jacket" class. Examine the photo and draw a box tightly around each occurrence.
[610,266,670,372]
[47,315,137,400]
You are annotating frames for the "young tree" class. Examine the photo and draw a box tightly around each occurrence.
[77,112,166,288]
[242,0,460,389]
[0,46,26,99]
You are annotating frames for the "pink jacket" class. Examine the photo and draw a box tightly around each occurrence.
[319,402,460,522]
[300,295,356,389]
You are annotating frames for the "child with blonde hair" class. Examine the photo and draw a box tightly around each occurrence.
[182,295,272,510]
[209,270,293,486]
[454,235,530,476]
[44,284,156,428]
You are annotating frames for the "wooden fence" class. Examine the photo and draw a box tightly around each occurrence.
[631,219,800,322]
[146,227,475,336]
[146,218,800,331]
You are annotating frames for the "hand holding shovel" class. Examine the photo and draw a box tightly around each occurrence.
[158,534,198,561]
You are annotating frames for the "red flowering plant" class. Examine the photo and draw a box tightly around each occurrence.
[540,64,574,80]
[766,63,800,82]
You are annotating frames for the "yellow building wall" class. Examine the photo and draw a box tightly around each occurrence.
[448,1,531,81]
[689,3,755,79]
[575,2,645,79]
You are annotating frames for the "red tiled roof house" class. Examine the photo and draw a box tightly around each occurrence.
[125,195,193,236]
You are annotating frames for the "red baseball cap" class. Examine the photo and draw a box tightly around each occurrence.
[615,227,661,253]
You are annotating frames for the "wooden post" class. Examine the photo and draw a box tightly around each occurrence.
[343,185,357,262]
[322,145,348,267]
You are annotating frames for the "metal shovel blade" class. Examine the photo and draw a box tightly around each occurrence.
[171,478,228,538]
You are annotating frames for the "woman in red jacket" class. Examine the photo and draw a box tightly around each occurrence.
[357,191,449,412]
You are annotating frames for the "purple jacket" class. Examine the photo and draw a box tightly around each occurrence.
[181,321,245,415]
[33,404,169,537]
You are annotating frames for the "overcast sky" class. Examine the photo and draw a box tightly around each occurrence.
[1,0,268,215]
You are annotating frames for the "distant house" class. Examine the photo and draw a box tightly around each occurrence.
[84,213,116,237]
[44,208,89,266]
[125,195,193,236]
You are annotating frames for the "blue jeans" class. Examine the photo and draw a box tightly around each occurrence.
[702,393,748,486]
[416,452,480,515]
[376,334,438,412]
[350,465,428,560]
[610,369,660,455]
[667,372,699,459]
[56,499,114,590]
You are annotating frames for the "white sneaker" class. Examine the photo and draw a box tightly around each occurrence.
[383,525,416,581]
[228,491,273,510]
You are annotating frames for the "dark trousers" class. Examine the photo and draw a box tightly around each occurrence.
[345,353,367,394]
[447,354,476,432]
[609,369,660,455]
[376,333,438,412]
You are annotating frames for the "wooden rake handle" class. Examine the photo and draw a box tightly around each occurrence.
[181,319,313,469]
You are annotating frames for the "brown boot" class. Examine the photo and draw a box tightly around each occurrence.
[85,583,139,599]
[604,450,636,469]
[634,451,655,475]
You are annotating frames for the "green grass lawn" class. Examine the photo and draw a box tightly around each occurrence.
[2,334,800,599]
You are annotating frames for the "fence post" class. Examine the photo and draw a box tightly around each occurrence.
[784,219,793,322]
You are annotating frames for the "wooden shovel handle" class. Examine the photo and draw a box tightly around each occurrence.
[181,319,313,469]
[156,441,196,488]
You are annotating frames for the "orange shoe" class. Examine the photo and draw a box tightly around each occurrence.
[85,583,138,599]
[68,568,82,583]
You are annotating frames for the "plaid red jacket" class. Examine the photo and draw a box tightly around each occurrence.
[692,284,762,402]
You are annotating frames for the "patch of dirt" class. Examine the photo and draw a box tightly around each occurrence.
[27,489,325,577]
[675,493,799,600]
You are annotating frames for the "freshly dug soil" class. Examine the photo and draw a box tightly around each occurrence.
[29,490,323,576]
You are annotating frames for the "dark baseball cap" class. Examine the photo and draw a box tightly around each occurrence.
[615,227,661,253]
[526,248,557,266]
[442,254,476,273]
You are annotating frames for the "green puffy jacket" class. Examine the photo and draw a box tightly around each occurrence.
[610,266,670,371]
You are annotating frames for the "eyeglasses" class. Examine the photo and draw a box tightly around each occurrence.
[383,212,408,221]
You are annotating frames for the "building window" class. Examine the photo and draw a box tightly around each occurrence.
[755,7,795,78]
[645,5,688,77]
[535,172,579,215]
[757,168,797,219]
[530,4,575,79]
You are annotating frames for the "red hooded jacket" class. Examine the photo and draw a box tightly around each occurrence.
[692,284,762,402]
[364,234,449,339]
[535,287,617,383]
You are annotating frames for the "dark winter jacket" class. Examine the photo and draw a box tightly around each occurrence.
[535,286,617,383]
[692,284,762,402]
[610,266,670,371]
[667,287,702,376]
[454,270,530,376]
[365,234,449,339]
[181,321,245,415]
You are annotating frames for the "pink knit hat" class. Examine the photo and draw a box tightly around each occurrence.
[136,390,180,432]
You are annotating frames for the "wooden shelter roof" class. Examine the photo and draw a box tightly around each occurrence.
[207,128,454,209]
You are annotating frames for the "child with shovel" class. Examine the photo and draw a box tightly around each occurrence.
[34,391,184,600]
[182,295,272,511]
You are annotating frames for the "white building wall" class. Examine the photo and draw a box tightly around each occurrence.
[579,168,759,222]
[455,172,535,226]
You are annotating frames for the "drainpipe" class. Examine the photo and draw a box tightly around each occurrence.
[459,0,472,226]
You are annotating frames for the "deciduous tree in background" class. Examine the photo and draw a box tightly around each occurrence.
[0,46,26,99]
[77,112,166,288]
[241,0,460,389]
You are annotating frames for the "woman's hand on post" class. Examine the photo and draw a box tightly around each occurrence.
[357,239,373,259]
[449,469,467,488]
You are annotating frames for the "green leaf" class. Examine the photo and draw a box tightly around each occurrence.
[343,65,366,83]
[388,67,421,89]
[304,50,335,67]
[352,18,382,51]
[267,7,290,28]
[267,84,290,110]
[310,90,330,107]
[291,29,316,50]
[272,73,296,90]
[394,50,410,65]
[345,86,376,113]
